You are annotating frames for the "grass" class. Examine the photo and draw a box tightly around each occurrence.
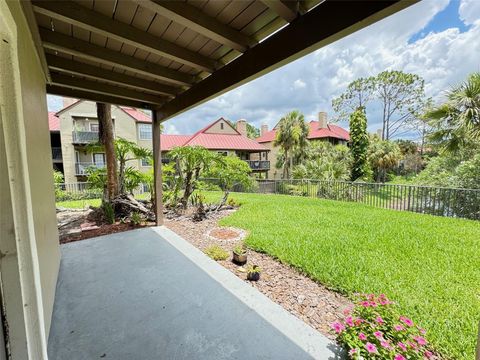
[215,192,480,360]
[56,193,150,209]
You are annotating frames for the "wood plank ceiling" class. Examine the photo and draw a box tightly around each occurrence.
[27,0,417,121]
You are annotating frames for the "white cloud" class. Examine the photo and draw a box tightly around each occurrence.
[459,0,480,25]
[293,79,306,89]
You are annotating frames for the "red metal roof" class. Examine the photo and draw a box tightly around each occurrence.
[119,107,152,123]
[48,112,60,131]
[161,118,267,152]
[256,120,349,143]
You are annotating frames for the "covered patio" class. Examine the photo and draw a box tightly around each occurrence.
[48,227,338,359]
[0,1,418,359]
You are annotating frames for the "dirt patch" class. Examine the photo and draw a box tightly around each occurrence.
[209,228,240,240]
[165,211,352,340]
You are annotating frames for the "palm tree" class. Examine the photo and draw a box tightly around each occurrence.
[274,110,309,178]
[427,72,480,152]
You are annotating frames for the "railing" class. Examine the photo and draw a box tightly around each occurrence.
[72,131,99,144]
[75,162,106,176]
[51,147,62,160]
[205,179,480,221]
[244,160,270,170]
[55,179,480,220]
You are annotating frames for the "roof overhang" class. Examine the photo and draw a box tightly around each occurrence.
[26,0,418,122]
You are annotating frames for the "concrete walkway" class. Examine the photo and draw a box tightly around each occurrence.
[48,227,342,360]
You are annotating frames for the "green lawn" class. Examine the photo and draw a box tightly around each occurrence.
[216,193,480,360]
[56,193,150,209]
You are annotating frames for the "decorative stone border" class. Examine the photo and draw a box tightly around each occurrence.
[205,226,247,244]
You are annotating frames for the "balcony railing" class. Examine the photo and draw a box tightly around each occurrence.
[244,160,270,170]
[51,147,62,161]
[72,131,99,144]
[75,162,105,176]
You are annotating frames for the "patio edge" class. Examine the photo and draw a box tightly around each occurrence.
[152,226,343,360]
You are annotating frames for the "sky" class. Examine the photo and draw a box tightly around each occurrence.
[48,0,480,140]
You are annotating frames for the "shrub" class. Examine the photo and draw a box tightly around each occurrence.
[332,294,433,359]
[103,202,115,224]
[204,245,229,261]
[130,212,142,225]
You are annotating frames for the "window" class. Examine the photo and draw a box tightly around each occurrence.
[138,123,152,140]
[141,158,151,167]
[93,153,105,165]
[218,151,228,156]
[220,122,224,130]
[90,123,99,132]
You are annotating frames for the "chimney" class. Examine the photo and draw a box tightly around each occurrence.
[236,119,247,137]
[261,123,269,136]
[318,112,328,129]
[63,96,77,109]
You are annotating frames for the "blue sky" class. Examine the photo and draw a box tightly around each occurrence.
[48,0,480,140]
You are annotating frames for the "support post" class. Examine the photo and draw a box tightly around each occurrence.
[152,110,164,226]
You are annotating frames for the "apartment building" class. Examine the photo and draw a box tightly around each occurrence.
[49,100,270,181]
[49,99,153,184]
[161,117,270,178]
[256,112,350,179]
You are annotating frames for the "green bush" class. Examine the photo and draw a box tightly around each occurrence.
[204,245,229,261]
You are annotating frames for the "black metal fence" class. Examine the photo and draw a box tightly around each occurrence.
[206,179,480,221]
[56,180,480,220]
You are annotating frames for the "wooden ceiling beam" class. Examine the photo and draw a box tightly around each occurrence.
[45,54,178,97]
[32,0,216,72]
[47,85,154,109]
[39,28,194,87]
[133,0,256,52]
[260,0,298,22]
[157,0,418,121]
[50,73,166,105]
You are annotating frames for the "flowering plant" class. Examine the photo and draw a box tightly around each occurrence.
[331,294,433,359]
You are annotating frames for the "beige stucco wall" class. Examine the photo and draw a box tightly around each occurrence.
[58,102,153,183]
[204,118,237,134]
[3,0,60,343]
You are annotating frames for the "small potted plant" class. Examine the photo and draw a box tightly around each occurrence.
[232,243,247,265]
[247,265,261,281]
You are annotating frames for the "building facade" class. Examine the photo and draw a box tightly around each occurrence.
[49,99,154,184]
[49,102,270,182]
[256,112,350,179]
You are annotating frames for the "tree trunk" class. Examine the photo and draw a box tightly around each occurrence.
[97,102,117,202]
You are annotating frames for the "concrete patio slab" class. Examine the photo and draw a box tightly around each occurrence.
[48,227,342,360]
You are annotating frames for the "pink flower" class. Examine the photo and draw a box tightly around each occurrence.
[365,342,378,354]
[400,316,414,327]
[407,341,418,349]
[419,328,426,334]
[369,301,378,307]
[359,333,367,341]
[331,322,345,334]
[398,342,407,351]
[379,298,390,305]
[360,301,370,307]
[394,355,406,360]
[375,316,384,324]
[414,336,428,346]
[394,324,404,331]
[380,341,392,350]
[348,348,358,357]
[424,350,433,359]
[354,318,364,326]
[373,331,383,339]
[345,316,354,327]
[343,308,352,316]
